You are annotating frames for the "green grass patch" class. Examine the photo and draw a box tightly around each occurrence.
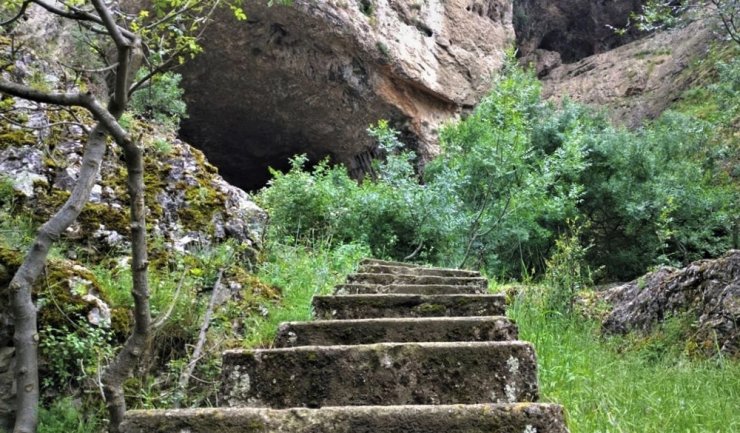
[245,239,369,347]
[509,294,740,433]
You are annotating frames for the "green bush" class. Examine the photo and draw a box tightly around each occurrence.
[259,52,737,282]
[129,70,187,128]
[38,398,103,433]
[426,57,587,276]
[258,120,445,260]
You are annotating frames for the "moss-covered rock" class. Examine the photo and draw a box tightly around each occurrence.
[599,250,740,357]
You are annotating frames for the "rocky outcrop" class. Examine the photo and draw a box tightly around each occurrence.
[542,19,718,126]
[179,0,514,190]
[0,102,267,256]
[514,0,644,67]
[599,250,739,356]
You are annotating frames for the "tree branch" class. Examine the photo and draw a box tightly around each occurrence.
[90,0,128,48]
[173,269,224,408]
[9,120,108,433]
[0,1,31,26]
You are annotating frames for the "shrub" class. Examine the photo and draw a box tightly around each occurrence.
[129,70,187,128]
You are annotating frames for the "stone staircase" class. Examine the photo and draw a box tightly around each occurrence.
[122,258,569,433]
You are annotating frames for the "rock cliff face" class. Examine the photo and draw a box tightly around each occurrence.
[541,19,717,126]
[179,0,514,190]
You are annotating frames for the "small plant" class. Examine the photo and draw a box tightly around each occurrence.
[150,138,173,156]
[376,41,390,59]
[39,322,114,391]
[0,174,16,210]
[38,398,103,433]
[544,219,595,313]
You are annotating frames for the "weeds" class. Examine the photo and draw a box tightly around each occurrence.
[508,293,740,433]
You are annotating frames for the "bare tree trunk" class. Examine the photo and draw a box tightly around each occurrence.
[101,135,151,433]
[8,123,108,433]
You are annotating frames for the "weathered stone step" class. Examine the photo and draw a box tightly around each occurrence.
[222,341,537,408]
[313,294,507,319]
[360,258,421,268]
[274,316,518,347]
[359,263,481,278]
[347,273,488,288]
[122,404,569,433]
[334,283,486,295]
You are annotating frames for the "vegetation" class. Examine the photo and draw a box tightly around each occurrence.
[0,2,737,432]
[623,1,740,45]
[509,291,740,433]
[0,0,270,432]
[261,51,738,281]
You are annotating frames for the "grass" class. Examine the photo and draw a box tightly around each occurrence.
[508,292,740,433]
[245,238,369,347]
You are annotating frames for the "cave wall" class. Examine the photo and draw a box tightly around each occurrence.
[178,0,514,191]
[514,0,645,75]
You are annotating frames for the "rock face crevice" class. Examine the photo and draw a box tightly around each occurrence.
[179,0,514,191]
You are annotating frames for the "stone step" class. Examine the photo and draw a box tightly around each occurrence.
[221,341,537,408]
[360,258,421,268]
[274,316,518,347]
[358,263,481,278]
[122,404,569,433]
[334,283,486,295]
[313,294,507,319]
[347,273,488,288]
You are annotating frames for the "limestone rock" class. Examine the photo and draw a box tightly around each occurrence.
[0,93,267,255]
[599,250,740,356]
[179,0,515,190]
[542,19,717,126]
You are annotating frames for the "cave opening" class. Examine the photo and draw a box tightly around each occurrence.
[178,116,334,192]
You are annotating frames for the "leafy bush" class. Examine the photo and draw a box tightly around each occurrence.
[129,70,187,128]
[38,398,103,433]
[39,322,114,392]
[426,58,587,276]
[259,120,444,260]
[259,52,737,282]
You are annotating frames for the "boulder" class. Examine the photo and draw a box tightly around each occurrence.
[599,250,740,356]
[178,0,515,190]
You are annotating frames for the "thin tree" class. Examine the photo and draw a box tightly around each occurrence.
[0,1,256,432]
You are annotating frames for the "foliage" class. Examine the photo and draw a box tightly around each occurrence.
[543,219,596,313]
[508,293,740,433]
[258,120,443,260]
[37,398,103,433]
[614,1,740,45]
[38,323,114,392]
[259,51,737,282]
[574,109,736,279]
[129,71,187,129]
[426,55,587,275]
[245,237,368,347]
